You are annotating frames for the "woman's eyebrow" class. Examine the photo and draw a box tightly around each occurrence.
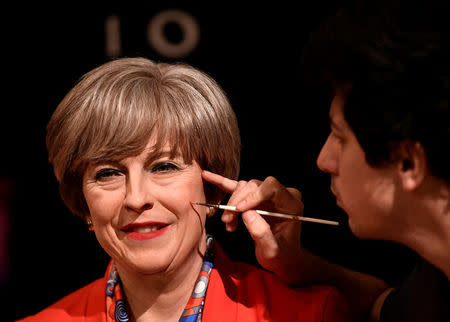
[91,159,123,168]
[143,150,181,166]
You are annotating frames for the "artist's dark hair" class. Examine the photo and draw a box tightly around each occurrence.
[302,0,450,183]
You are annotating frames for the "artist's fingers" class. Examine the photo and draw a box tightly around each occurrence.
[286,187,303,201]
[201,170,239,230]
[226,179,262,208]
[223,215,238,232]
[222,179,261,231]
[241,210,279,259]
[201,170,238,194]
[222,208,239,232]
[236,176,304,216]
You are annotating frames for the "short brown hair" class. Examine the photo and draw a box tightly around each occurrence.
[47,57,241,219]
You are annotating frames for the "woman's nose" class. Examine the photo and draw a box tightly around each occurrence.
[316,135,338,175]
[124,174,154,213]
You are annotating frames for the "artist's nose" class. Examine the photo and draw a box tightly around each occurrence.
[124,172,154,213]
[317,135,338,175]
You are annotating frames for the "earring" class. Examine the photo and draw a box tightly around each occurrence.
[86,217,94,231]
[208,206,215,217]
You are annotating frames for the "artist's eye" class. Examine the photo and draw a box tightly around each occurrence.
[95,168,122,180]
[151,162,180,173]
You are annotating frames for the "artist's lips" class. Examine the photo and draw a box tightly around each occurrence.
[121,221,170,240]
[330,180,342,206]
[331,186,337,198]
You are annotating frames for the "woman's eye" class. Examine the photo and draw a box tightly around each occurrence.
[95,168,121,180]
[151,162,179,173]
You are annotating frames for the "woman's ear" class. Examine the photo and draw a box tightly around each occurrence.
[207,206,216,217]
[86,216,94,231]
[397,141,427,191]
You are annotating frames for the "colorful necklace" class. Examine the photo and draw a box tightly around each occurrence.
[105,235,216,322]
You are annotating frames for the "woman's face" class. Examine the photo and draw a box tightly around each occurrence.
[82,136,208,275]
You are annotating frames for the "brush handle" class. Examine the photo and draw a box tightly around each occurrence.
[215,204,339,226]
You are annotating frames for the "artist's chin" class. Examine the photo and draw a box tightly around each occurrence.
[335,196,345,210]
[347,218,365,239]
[346,218,379,241]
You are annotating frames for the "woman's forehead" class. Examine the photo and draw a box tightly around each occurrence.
[141,137,182,159]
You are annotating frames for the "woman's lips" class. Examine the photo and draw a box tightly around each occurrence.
[121,221,169,240]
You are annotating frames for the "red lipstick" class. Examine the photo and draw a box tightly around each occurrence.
[121,221,169,241]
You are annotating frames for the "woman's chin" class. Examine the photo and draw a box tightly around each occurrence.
[119,256,174,276]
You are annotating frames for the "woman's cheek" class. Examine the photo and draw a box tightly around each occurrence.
[163,181,206,214]
[86,189,125,223]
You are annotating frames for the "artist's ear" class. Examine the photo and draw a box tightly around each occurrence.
[397,141,427,191]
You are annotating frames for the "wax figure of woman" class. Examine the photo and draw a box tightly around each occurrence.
[18,57,349,322]
[202,1,450,321]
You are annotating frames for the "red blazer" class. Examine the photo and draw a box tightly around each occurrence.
[18,246,350,321]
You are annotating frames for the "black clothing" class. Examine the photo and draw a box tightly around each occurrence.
[380,258,449,322]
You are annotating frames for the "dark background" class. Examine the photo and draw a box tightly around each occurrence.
[2,2,417,321]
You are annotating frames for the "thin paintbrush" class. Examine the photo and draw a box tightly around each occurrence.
[195,202,339,226]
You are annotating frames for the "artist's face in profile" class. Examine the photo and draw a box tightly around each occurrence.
[82,135,208,276]
[316,93,397,239]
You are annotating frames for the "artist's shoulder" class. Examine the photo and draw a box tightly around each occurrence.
[17,277,106,322]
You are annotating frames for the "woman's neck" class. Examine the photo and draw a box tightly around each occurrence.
[116,241,207,321]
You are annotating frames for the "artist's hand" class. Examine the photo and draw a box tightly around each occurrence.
[202,170,304,277]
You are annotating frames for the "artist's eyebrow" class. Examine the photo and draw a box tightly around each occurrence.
[329,116,344,132]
